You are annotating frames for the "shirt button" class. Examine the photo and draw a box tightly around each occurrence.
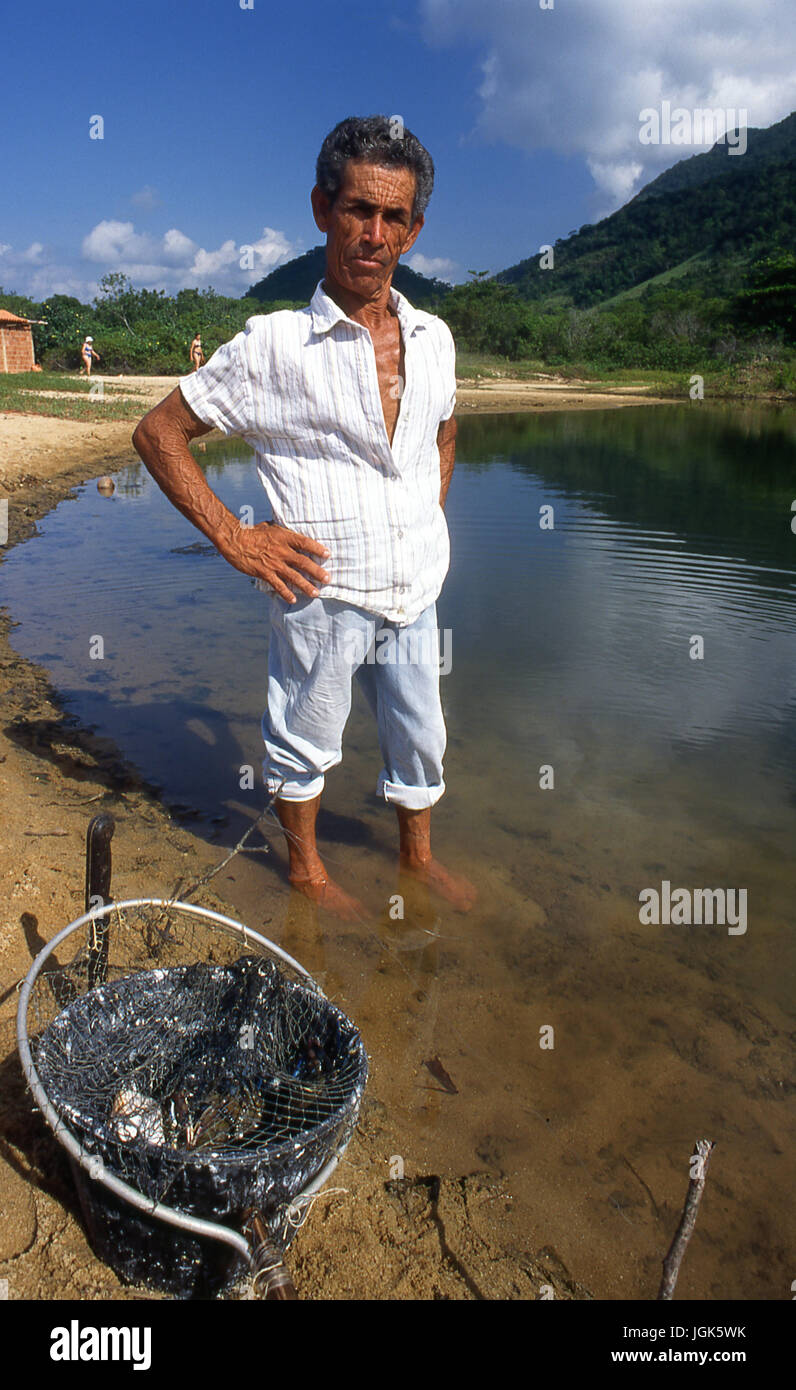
[396,529,404,539]
[399,586,407,593]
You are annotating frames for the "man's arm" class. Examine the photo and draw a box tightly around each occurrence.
[438,415,457,508]
[131,387,330,603]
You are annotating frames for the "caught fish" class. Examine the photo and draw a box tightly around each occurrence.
[111,1084,166,1144]
[292,1016,345,1079]
[186,1082,269,1150]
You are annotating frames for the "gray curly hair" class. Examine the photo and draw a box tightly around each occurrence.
[315,115,434,222]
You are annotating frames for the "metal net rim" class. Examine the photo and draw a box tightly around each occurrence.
[16,898,365,1266]
[35,966,368,1169]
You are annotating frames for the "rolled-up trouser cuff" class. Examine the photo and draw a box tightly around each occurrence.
[264,770,325,802]
[263,596,447,810]
[377,773,446,810]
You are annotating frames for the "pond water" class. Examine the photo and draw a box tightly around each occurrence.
[3,403,795,1299]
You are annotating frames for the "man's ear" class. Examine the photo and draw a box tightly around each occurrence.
[402,214,425,256]
[311,185,332,233]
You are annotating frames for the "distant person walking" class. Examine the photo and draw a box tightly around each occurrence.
[189,334,205,371]
[81,336,100,376]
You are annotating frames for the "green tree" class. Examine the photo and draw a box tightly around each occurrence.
[94,273,142,335]
[734,251,796,341]
[439,273,535,356]
[34,295,90,363]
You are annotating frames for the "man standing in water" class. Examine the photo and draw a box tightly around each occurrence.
[132,115,474,918]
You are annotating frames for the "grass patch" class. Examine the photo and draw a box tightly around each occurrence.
[592,361,796,400]
[456,356,796,401]
[599,255,710,307]
[0,371,147,421]
[456,352,552,381]
[456,354,679,393]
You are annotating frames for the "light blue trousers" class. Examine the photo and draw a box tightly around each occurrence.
[262,596,446,809]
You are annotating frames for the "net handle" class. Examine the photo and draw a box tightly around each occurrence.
[16,898,336,1274]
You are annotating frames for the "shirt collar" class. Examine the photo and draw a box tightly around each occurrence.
[309,279,427,337]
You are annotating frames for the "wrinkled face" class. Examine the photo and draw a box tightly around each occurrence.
[312,159,424,298]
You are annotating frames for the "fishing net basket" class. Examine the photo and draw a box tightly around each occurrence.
[17,898,368,1298]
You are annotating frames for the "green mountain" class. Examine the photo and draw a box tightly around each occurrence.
[497,112,796,308]
[246,245,450,307]
[635,112,796,202]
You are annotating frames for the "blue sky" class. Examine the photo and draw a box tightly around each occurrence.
[2,0,794,301]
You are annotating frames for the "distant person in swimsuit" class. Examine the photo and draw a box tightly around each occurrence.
[190,334,205,371]
[81,336,100,377]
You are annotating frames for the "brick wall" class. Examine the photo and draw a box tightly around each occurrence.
[0,325,35,372]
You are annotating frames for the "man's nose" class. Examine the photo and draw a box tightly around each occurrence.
[361,214,386,244]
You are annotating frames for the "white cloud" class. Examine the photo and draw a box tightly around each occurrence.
[586,159,643,205]
[186,227,292,284]
[11,263,100,300]
[82,220,154,264]
[248,228,293,274]
[1,240,47,265]
[0,241,72,295]
[179,227,292,285]
[189,238,240,279]
[77,220,295,295]
[407,252,458,282]
[1,221,296,300]
[422,0,796,209]
[162,228,197,263]
[130,185,161,211]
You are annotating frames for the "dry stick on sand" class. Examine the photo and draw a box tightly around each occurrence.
[141,790,286,947]
[657,1139,715,1301]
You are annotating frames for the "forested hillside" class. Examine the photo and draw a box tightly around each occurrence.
[498,112,796,307]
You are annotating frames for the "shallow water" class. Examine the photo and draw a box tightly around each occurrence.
[3,404,795,1298]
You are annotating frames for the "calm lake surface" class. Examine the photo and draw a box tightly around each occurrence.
[3,404,794,1298]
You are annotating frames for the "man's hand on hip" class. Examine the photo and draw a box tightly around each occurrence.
[221,521,330,602]
[132,387,329,603]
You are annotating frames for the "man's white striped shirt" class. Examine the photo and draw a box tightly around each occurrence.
[180,280,456,624]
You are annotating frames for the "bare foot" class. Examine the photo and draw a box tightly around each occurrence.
[399,854,478,913]
[289,870,366,922]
